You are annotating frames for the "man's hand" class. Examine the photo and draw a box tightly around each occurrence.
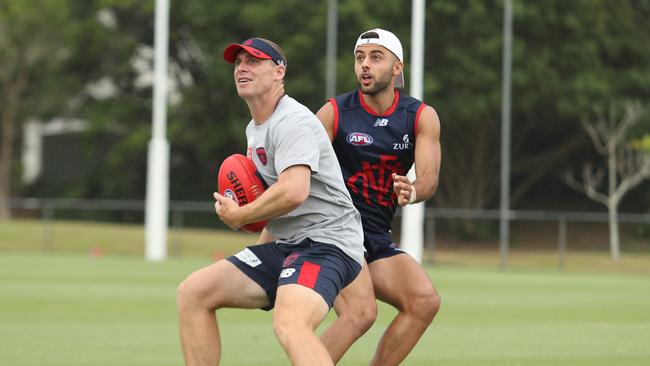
[214,192,243,230]
[392,173,415,207]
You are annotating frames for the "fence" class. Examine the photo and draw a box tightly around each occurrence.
[6,197,650,268]
[422,207,650,269]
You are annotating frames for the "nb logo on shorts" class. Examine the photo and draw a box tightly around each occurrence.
[389,243,405,252]
[279,268,296,279]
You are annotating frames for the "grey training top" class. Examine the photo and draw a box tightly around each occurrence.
[245,95,364,265]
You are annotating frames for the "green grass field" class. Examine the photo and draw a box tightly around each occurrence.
[3,218,650,272]
[2,219,650,365]
[2,252,650,366]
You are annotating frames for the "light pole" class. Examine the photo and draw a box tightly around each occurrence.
[145,0,170,261]
[499,0,513,268]
[400,0,426,263]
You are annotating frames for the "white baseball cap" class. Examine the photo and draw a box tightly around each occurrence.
[354,28,404,88]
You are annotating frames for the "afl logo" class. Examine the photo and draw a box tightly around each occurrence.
[224,189,237,203]
[346,132,374,146]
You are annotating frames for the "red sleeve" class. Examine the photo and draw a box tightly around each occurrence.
[328,98,339,138]
[414,102,427,135]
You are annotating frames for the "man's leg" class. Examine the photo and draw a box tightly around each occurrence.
[320,263,377,363]
[273,284,333,366]
[177,259,269,366]
[369,254,441,366]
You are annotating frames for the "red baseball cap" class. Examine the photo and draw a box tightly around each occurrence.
[223,38,286,66]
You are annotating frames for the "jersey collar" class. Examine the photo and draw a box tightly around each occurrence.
[358,89,400,116]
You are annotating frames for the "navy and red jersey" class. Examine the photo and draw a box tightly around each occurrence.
[330,90,427,234]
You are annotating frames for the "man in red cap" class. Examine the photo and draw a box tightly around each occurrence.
[177,37,366,366]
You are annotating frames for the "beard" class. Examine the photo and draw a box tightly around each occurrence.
[359,72,393,96]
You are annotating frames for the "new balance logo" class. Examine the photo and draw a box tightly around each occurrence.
[279,268,296,278]
[373,118,389,127]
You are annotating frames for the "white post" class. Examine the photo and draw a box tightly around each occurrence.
[145,0,170,261]
[22,121,42,184]
[325,0,338,99]
[499,0,513,268]
[400,0,426,263]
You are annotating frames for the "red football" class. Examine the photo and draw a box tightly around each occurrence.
[217,154,267,233]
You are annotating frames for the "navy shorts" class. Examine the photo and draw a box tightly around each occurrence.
[363,231,405,263]
[227,238,361,311]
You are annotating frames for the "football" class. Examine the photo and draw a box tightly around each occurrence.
[217,154,268,233]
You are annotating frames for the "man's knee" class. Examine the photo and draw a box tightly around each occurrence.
[406,286,441,324]
[333,265,378,336]
[177,273,219,313]
[273,285,329,345]
[357,300,378,334]
[340,299,377,336]
[272,309,305,346]
[176,276,201,312]
[272,313,289,345]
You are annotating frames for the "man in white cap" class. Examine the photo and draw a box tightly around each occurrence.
[316,28,442,365]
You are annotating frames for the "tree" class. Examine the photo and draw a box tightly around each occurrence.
[0,0,78,219]
[566,101,650,260]
[428,0,650,213]
[4,0,650,225]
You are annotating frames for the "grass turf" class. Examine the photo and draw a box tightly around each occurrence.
[3,218,649,273]
[1,252,649,366]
